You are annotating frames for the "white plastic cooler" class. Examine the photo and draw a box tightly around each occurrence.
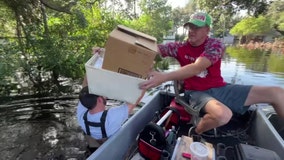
[85,54,146,104]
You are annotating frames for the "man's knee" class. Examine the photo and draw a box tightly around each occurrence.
[206,106,232,126]
[216,108,232,125]
[271,86,284,99]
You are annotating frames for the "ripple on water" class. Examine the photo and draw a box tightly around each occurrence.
[0,95,88,160]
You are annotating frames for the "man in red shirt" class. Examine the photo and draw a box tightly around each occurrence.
[139,12,284,136]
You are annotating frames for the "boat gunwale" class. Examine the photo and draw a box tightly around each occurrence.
[87,91,167,160]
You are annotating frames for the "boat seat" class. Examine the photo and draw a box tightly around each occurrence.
[173,80,201,126]
[173,80,220,137]
[173,80,254,138]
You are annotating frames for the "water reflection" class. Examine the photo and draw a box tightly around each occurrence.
[0,95,140,160]
[223,46,284,87]
[0,96,87,160]
[168,46,284,88]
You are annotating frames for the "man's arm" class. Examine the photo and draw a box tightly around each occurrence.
[166,56,211,81]
[126,90,146,115]
[157,42,184,58]
[82,47,105,88]
[82,76,88,87]
[139,57,212,90]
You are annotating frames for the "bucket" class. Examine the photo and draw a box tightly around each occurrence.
[190,142,209,160]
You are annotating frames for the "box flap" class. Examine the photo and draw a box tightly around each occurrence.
[117,25,158,52]
[117,25,156,42]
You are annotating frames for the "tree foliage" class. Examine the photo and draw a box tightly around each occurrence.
[192,0,273,37]
[266,0,284,35]
[230,16,271,43]
[230,16,271,36]
[171,1,196,36]
[0,0,173,96]
[195,0,284,37]
[0,0,122,95]
[132,0,172,42]
[195,0,270,17]
[1,0,283,96]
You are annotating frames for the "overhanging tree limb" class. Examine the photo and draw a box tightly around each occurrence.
[40,0,77,14]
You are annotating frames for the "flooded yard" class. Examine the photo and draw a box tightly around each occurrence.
[0,96,87,160]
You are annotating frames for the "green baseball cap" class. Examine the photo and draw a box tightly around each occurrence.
[184,12,212,27]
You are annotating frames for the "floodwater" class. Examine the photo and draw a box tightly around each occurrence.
[169,46,284,88]
[0,95,87,160]
[1,46,284,160]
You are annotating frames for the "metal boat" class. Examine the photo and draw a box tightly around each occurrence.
[86,82,284,160]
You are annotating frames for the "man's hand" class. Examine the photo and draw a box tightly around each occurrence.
[139,71,167,90]
[92,47,105,56]
[127,89,146,114]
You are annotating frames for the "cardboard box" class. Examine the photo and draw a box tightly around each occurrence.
[103,25,158,79]
[85,54,145,104]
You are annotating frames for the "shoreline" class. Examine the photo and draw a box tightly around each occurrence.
[240,40,284,54]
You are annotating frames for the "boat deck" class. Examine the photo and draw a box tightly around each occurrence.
[86,88,283,160]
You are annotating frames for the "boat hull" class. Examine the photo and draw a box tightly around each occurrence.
[250,105,284,159]
[86,91,284,160]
